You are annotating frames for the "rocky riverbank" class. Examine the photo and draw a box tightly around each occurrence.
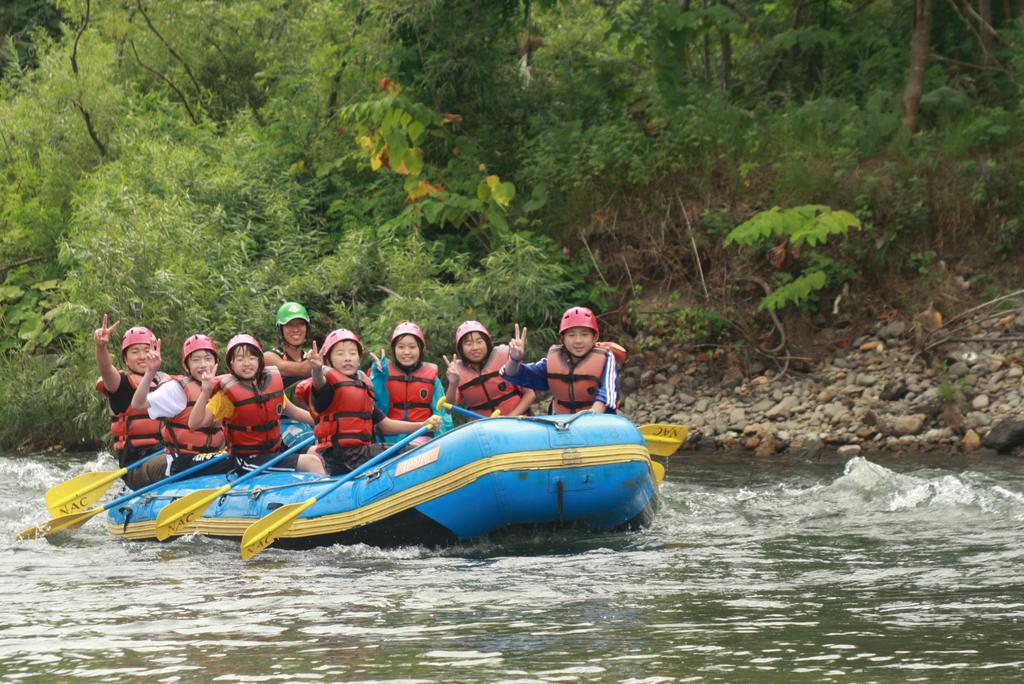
[618,306,1024,458]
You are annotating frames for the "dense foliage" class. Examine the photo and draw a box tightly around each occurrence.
[1,0,1022,449]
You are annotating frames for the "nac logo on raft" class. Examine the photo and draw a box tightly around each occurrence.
[649,424,685,440]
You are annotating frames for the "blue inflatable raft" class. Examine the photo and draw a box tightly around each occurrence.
[106,413,659,550]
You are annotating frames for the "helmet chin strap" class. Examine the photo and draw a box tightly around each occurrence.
[279,332,307,358]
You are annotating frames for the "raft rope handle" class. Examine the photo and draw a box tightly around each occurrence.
[518,410,593,431]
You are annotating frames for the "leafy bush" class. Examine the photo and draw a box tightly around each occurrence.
[725,205,862,312]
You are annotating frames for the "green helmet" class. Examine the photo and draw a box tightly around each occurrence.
[276,302,309,326]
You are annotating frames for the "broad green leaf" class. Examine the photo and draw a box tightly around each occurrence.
[407,121,426,144]
[492,182,515,208]
[488,206,509,233]
[386,129,408,165]
[18,313,44,340]
[400,147,423,177]
[759,271,828,311]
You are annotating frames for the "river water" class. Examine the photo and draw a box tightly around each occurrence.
[2,450,1023,682]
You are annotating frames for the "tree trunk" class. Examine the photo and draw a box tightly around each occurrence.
[702,0,712,83]
[901,0,933,134]
[980,0,995,64]
[720,29,732,90]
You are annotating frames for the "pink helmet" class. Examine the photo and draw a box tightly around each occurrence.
[181,334,218,370]
[121,326,157,354]
[455,320,492,352]
[558,307,599,337]
[226,333,264,359]
[391,321,425,349]
[322,328,363,358]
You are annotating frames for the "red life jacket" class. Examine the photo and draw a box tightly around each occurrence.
[216,366,284,457]
[296,369,376,451]
[386,362,438,422]
[160,377,225,456]
[96,372,165,452]
[456,344,523,415]
[545,345,609,414]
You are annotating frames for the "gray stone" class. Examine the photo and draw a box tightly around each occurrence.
[856,373,879,386]
[972,394,990,410]
[677,392,696,406]
[1007,366,1023,379]
[878,320,909,339]
[694,398,710,413]
[822,403,846,419]
[965,411,991,429]
[656,383,674,397]
[766,396,800,418]
[893,414,926,435]
[948,362,969,378]
[879,380,909,401]
[838,444,862,456]
[728,408,746,428]
[983,419,1024,453]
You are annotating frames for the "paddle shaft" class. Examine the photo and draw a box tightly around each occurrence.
[222,435,316,490]
[123,447,167,472]
[16,452,234,539]
[443,402,488,421]
[306,425,431,502]
[239,425,433,558]
[100,452,231,512]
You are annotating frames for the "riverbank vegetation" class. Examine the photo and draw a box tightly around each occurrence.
[1,1,1022,450]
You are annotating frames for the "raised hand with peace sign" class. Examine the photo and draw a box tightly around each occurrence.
[441,354,463,385]
[94,313,124,392]
[144,338,163,375]
[502,323,528,378]
[508,323,527,361]
[93,313,122,349]
[305,340,327,388]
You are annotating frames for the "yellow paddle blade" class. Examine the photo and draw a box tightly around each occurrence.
[16,507,102,540]
[154,485,231,541]
[44,469,127,517]
[650,459,667,485]
[639,423,688,457]
[240,497,317,560]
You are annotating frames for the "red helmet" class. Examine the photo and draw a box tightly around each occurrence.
[558,307,599,337]
[455,320,491,348]
[121,326,157,354]
[322,328,363,358]
[226,333,264,360]
[181,334,218,370]
[391,321,425,349]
